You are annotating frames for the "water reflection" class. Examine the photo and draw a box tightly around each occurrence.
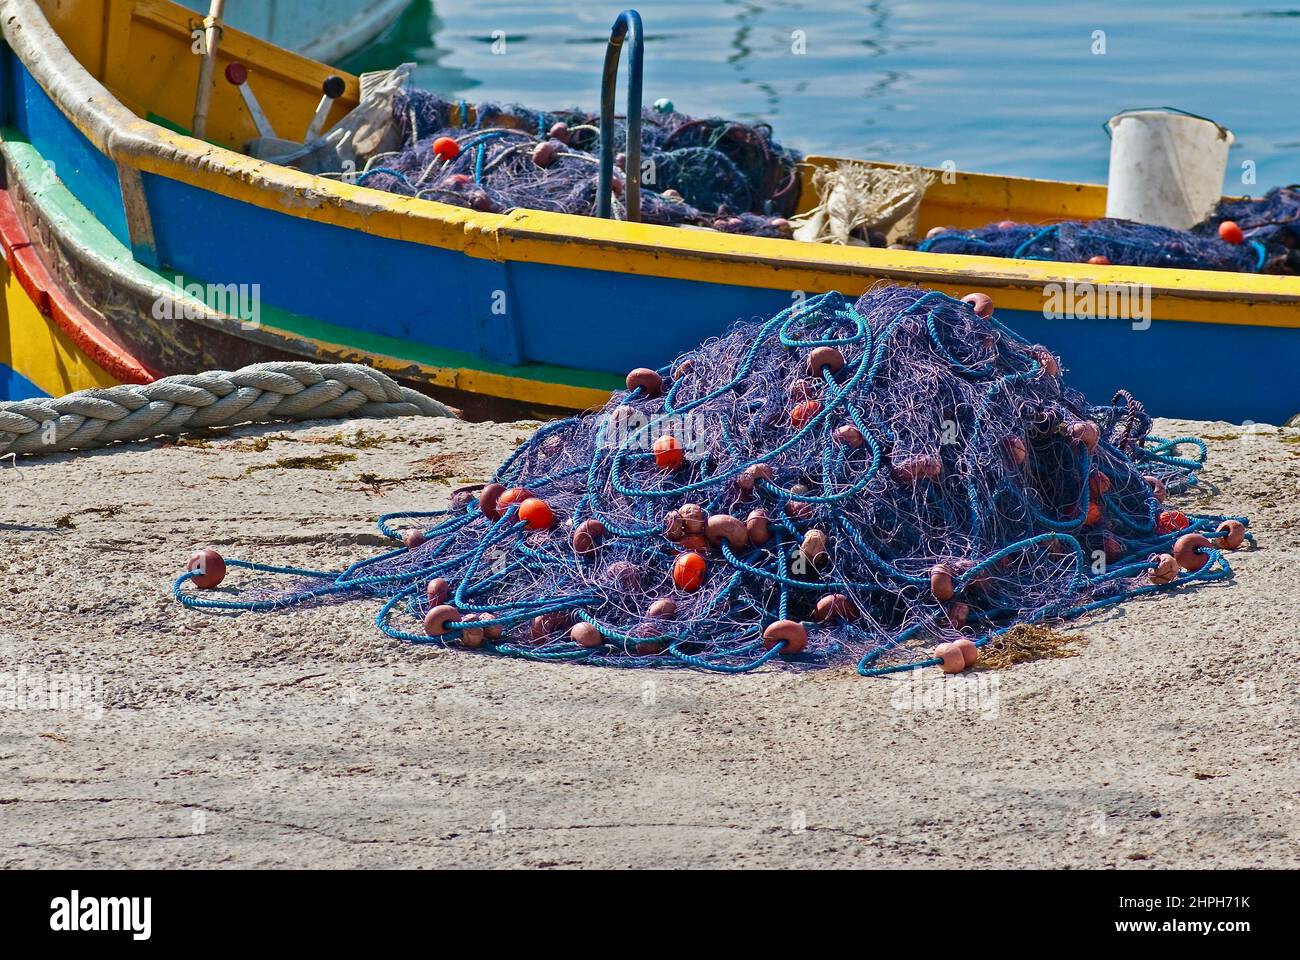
[338,0,478,95]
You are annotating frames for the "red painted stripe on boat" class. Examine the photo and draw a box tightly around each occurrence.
[0,182,156,385]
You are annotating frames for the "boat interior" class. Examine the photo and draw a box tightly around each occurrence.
[34,0,1110,240]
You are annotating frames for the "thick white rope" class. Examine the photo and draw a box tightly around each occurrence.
[0,361,455,455]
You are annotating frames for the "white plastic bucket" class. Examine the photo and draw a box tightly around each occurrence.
[1105,109,1234,230]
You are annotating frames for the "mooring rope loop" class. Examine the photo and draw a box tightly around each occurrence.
[0,361,454,455]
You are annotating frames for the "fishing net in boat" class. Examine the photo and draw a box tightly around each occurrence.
[917,186,1300,274]
[175,284,1250,676]
[347,89,801,237]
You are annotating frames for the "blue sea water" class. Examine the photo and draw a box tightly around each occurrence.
[343,0,1300,191]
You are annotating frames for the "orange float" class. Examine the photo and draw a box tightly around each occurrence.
[517,498,554,530]
[672,551,707,591]
[653,435,684,470]
[1148,553,1179,585]
[625,367,664,398]
[431,136,459,161]
[1173,533,1213,572]
[187,549,226,589]
[761,619,807,655]
[1156,509,1190,534]
[954,636,979,668]
[496,487,533,513]
[790,400,822,428]
[1216,520,1246,550]
[934,642,966,674]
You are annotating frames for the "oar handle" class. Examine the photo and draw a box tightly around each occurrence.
[597,9,644,222]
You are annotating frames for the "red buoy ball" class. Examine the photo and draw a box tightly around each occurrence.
[790,400,822,428]
[833,424,864,448]
[1148,553,1179,585]
[426,577,451,606]
[478,482,507,520]
[761,619,807,655]
[1218,220,1244,245]
[432,136,460,161]
[570,622,604,648]
[571,519,607,558]
[401,528,426,550]
[532,139,561,168]
[1216,519,1246,550]
[625,367,663,398]
[497,487,533,514]
[424,604,460,637]
[517,497,554,530]
[653,434,684,470]
[806,346,844,378]
[187,549,226,589]
[1173,533,1213,572]
[1088,255,1111,265]
[961,292,994,319]
[672,552,707,591]
[1156,510,1190,534]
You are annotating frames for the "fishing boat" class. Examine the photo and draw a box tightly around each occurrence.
[1,0,1297,422]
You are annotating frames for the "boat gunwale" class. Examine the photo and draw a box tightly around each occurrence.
[5,0,1300,328]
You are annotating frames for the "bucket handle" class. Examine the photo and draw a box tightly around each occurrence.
[597,10,644,222]
[1103,106,1231,142]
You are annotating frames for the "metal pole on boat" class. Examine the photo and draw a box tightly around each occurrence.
[305,76,347,142]
[192,0,228,140]
[597,10,644,222]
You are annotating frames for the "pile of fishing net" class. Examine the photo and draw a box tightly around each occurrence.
[176,284,1250,676]
[917,186,1300,274]
[351,89,801,236]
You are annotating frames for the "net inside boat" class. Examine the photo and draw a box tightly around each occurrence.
[175,284,1249,676]
[918,186,1300,274]
[349,89,802,237]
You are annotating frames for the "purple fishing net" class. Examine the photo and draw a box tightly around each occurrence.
[918,186,1300,274]
[352,89,801,237]
[177,284,1248,676]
